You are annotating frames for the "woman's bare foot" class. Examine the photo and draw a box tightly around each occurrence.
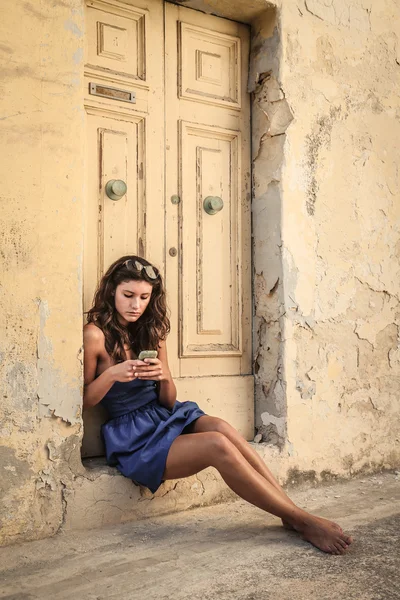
[289,511,353,554]
[282,515,342,533]
[282,514,346,539]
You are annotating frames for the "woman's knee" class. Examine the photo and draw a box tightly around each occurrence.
[204,417,235,437]
[205,431,237,466]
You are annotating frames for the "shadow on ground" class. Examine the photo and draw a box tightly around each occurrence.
[0,473,399,600]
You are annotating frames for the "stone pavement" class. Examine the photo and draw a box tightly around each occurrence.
[0,472,399,600]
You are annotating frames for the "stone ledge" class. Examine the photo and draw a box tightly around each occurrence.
[63,465,234,532]
[63,444,285,532]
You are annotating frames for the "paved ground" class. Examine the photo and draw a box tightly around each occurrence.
[0,472,399,600]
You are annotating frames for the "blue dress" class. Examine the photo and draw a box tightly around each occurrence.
[100,379,206,493]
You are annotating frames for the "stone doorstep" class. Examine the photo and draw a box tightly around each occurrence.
[63,458,235,532]
[63,445,284,532]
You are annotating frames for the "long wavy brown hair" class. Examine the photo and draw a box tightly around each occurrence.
[86,255,170,363]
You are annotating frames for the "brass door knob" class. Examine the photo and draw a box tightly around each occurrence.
[203,196,223,215]
[105,179,127,201]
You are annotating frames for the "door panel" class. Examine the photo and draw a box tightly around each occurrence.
[165,4,253,437]
[83,0,164,457]
[85,0,147,84]
[179,121,242,358]
[179,22,242,108]
[177,376,254,436]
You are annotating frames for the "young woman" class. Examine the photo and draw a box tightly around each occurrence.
[83,255,353,555]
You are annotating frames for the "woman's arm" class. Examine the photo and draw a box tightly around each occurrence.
[134,339,177,410]
[83,325,115,408]
[157,340,177,409]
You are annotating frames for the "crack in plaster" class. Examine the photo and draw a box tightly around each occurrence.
[304,0,327,21]
[253,74,294,160]
[56,481,68,535]
[304,0,371,30]
[195,474,206,495]
[355,277,400,302]
[36,298,81,425]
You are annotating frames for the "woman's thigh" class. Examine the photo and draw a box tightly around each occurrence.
[163,431,231,480]
[189,415,241,440]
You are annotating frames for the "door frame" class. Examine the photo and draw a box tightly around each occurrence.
[81,0,284,457]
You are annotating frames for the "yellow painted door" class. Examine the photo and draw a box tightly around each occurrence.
[82,0,164,457]
[82,0,253,457]
[165,4,253,438]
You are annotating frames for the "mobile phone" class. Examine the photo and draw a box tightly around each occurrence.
[138,350,158,360]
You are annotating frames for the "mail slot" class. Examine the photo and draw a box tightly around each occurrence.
[89,82,136,104]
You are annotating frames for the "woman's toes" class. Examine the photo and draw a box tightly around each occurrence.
[334,541,346,554]
[343,534,353,545]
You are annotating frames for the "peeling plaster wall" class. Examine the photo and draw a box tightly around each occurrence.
[274,0,400,474]
[0,0,85,545]
[1,0,399,547]
[250,10,289,446]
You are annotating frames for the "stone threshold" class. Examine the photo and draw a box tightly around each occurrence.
[63,445,284,532]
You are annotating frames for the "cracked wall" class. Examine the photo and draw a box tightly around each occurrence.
[250,9,290,447]
[1,0,399,547]
[275,0,400,475]
[0,0,85,545]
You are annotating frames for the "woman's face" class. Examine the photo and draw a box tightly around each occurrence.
[114,279,153,326]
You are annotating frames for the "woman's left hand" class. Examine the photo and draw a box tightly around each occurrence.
[134,358,165,381]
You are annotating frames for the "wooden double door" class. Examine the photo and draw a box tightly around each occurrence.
[83,0,253,456]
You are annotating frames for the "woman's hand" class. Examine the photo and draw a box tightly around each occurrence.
[109,359,147,382]
[134,357,164,381]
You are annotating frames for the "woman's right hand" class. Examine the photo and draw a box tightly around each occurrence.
[109,360,147,382]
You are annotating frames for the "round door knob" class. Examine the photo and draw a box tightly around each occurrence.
[203,196,224,215]
[105,179,127,201]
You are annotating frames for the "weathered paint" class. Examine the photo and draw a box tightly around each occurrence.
[0,0,399,545]
[0,0,85,544]
[278,0,400,476]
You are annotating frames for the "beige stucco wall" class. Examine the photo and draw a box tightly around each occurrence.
[252,0,400,476]
[0,0,399,546]
[281,0,400,474]
[0,0,85,544]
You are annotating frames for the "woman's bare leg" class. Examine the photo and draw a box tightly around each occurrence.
[163,432,352,555]
[188,415,298,530]
[189,417,345,533]
[189,416,293,502]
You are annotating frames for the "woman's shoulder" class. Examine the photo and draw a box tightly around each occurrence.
[83,322,105,345]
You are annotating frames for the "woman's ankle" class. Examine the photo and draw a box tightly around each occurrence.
[283,506,311,529]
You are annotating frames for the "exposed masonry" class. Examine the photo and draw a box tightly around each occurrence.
[250,6,294,447]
